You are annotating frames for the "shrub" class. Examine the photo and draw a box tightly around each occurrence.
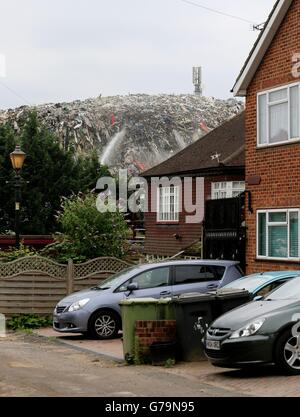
[41,235,87,264]
[53,193,129,260]
[0,244,37,263]
[7,314,52,330]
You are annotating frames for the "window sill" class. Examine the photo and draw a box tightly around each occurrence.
[156,222,180,226]
[256,257,300,263]
[257,138,300,150]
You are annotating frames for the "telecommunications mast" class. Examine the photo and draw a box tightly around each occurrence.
[193,66,203,96]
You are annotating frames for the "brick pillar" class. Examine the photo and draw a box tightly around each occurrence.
[135,320,176,355]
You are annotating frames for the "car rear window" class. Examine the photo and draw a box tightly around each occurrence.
[174,265,225,285]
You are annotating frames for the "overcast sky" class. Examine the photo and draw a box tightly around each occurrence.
[0,0,275,109]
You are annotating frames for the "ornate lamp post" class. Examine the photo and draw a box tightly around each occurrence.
[10,145,26,248]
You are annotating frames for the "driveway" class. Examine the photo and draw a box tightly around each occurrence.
[34,327,124,362]
[1,331,300,397]
[0,332,236,397]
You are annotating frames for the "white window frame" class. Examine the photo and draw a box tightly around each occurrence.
[211,181,245,200]
[157,186,180,222]
[257,82,300,147]
[257,209,300,261]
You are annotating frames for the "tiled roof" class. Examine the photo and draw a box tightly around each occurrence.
[143,112,245,177]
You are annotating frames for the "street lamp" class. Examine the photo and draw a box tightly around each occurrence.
[10,145,26,248]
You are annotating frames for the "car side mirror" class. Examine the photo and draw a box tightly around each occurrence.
[254,295,263,302]
[127,283,139,294]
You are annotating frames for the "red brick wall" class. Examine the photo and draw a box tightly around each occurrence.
[135,320,177,355]
[246,0,300,273]
[144,174,244,256]
[0,235,54,250]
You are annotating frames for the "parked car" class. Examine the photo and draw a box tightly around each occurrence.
[218,271,300,299]
[53,260,242,339]
[204,276,300,375]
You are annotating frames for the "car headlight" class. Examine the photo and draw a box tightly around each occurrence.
[68,298,90,312]
[230,318,266,339]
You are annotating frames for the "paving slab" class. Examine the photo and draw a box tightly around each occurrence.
[34,327,124,362]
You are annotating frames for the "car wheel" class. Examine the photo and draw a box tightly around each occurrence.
[88,310,120,340]
[275,329,300,375]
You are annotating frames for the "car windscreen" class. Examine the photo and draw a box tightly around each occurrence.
[222,275,274,292]
[96,266,138,289]
[266,277,300,300]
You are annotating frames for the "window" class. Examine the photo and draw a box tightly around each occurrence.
[118,267,170,291]
[211,182,245,200]
[130,267,170,289]
[255,280,288,298]
[257,210,299,260]
[157,186,179,222]
[255,284,273,298]
[258,84,300,146]
[174,265,225,285]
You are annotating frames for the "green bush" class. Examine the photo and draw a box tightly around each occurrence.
[49,193,129,260]
[0,244,37,263]
[7,314,52,330]
[41,236,87,264]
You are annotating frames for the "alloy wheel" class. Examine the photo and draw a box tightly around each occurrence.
[284,336,300,370]
[94,315,116,338]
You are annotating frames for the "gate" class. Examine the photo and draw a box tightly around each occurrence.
[203,194,246,272]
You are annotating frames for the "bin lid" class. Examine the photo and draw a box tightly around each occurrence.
[119,297,172,306]
[174,292,216,304]
[216,288,251,299]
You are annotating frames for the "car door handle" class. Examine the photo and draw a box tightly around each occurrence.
[160,291,172,297]
[207,284,218,290]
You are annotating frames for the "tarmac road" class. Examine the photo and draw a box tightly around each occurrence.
[0,333,238,397]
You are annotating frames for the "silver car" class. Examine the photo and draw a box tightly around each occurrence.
[53,260,242,339]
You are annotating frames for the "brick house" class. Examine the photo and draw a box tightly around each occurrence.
[232,0,300,273]
[142,113,245,257]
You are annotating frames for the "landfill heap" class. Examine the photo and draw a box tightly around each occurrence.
[0,94,243,173]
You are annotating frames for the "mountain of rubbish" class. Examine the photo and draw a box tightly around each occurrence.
[0,94,243,173]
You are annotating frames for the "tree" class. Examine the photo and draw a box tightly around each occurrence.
[0,124,18,232]
[0,112,110,234]
[53,193,129,260]
[76,151,108,193]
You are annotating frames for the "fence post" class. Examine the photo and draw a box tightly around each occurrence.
[66,259,74,295]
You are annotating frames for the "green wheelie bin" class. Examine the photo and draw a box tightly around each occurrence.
[119,297,175,362]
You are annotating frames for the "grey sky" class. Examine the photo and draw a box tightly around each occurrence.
[0,0,275,109]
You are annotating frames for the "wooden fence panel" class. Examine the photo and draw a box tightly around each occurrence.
[0,256,132,316]
[0,272,67,316]
[73,257,132,293]
[74,273,112,292]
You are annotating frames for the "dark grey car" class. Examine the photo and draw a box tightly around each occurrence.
[204,276,300,375]
[53,260,242,339]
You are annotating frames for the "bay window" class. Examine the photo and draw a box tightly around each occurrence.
[157,186,179,222]
[257,209,299,260]
[257,83,300,146]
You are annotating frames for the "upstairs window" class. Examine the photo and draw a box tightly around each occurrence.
[211,182,245,200]
[157,186,179,222]
[258,83,300,146]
